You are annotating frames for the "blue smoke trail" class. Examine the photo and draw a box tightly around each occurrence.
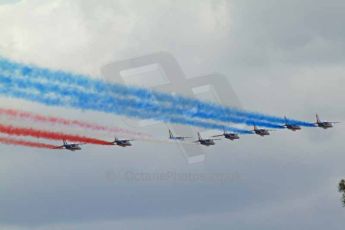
[0,58,315,127]
[3,66,281,131]
[0,66,283,130]
[0,73,252,134]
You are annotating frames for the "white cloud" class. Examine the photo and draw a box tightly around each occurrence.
[0,0,231,75]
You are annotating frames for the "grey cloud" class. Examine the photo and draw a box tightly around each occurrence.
[0,0,345,229]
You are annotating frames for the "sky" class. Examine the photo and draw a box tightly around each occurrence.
[0,0,345,229]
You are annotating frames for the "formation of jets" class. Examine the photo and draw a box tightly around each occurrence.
[53,114,340,150]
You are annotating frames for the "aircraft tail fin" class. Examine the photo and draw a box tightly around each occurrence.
[63,139,67,145]
[316,114,321,123]
[169,129,173,139]
[197,132,202,141]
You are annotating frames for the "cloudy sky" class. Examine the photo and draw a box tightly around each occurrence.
[0,0,344,229]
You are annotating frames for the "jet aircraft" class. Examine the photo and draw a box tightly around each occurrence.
[283,116,301,131]
[111,137,133,147]
[168,129,192,141]
[53,139,83,151]
[194,132,220,146]
[212,129,240,141]
[315,114,340,129]
[253,125,271,137]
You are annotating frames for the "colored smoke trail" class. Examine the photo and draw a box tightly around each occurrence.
[0,71,280,131]
[0,123,111,145]
[0,58,314,128]
[0,73,253,134]
[0,108,149,137]
[0,59,288,129]
[0,136,57,149]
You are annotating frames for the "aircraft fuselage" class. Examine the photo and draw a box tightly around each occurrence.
[115,140,132,147]
[286,124,301,131]
[65,144,81,151]
[254,129,270,136]
[170,137,185,141]
[224,133,240,140]
[199,139,215,146]
[317,122,333,129]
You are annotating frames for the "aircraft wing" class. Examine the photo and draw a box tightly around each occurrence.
[52,145,64,149]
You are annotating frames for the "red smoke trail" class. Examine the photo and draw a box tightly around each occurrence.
[0,108,149,137]
[0,123,111,145]
[0,136,56,149]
